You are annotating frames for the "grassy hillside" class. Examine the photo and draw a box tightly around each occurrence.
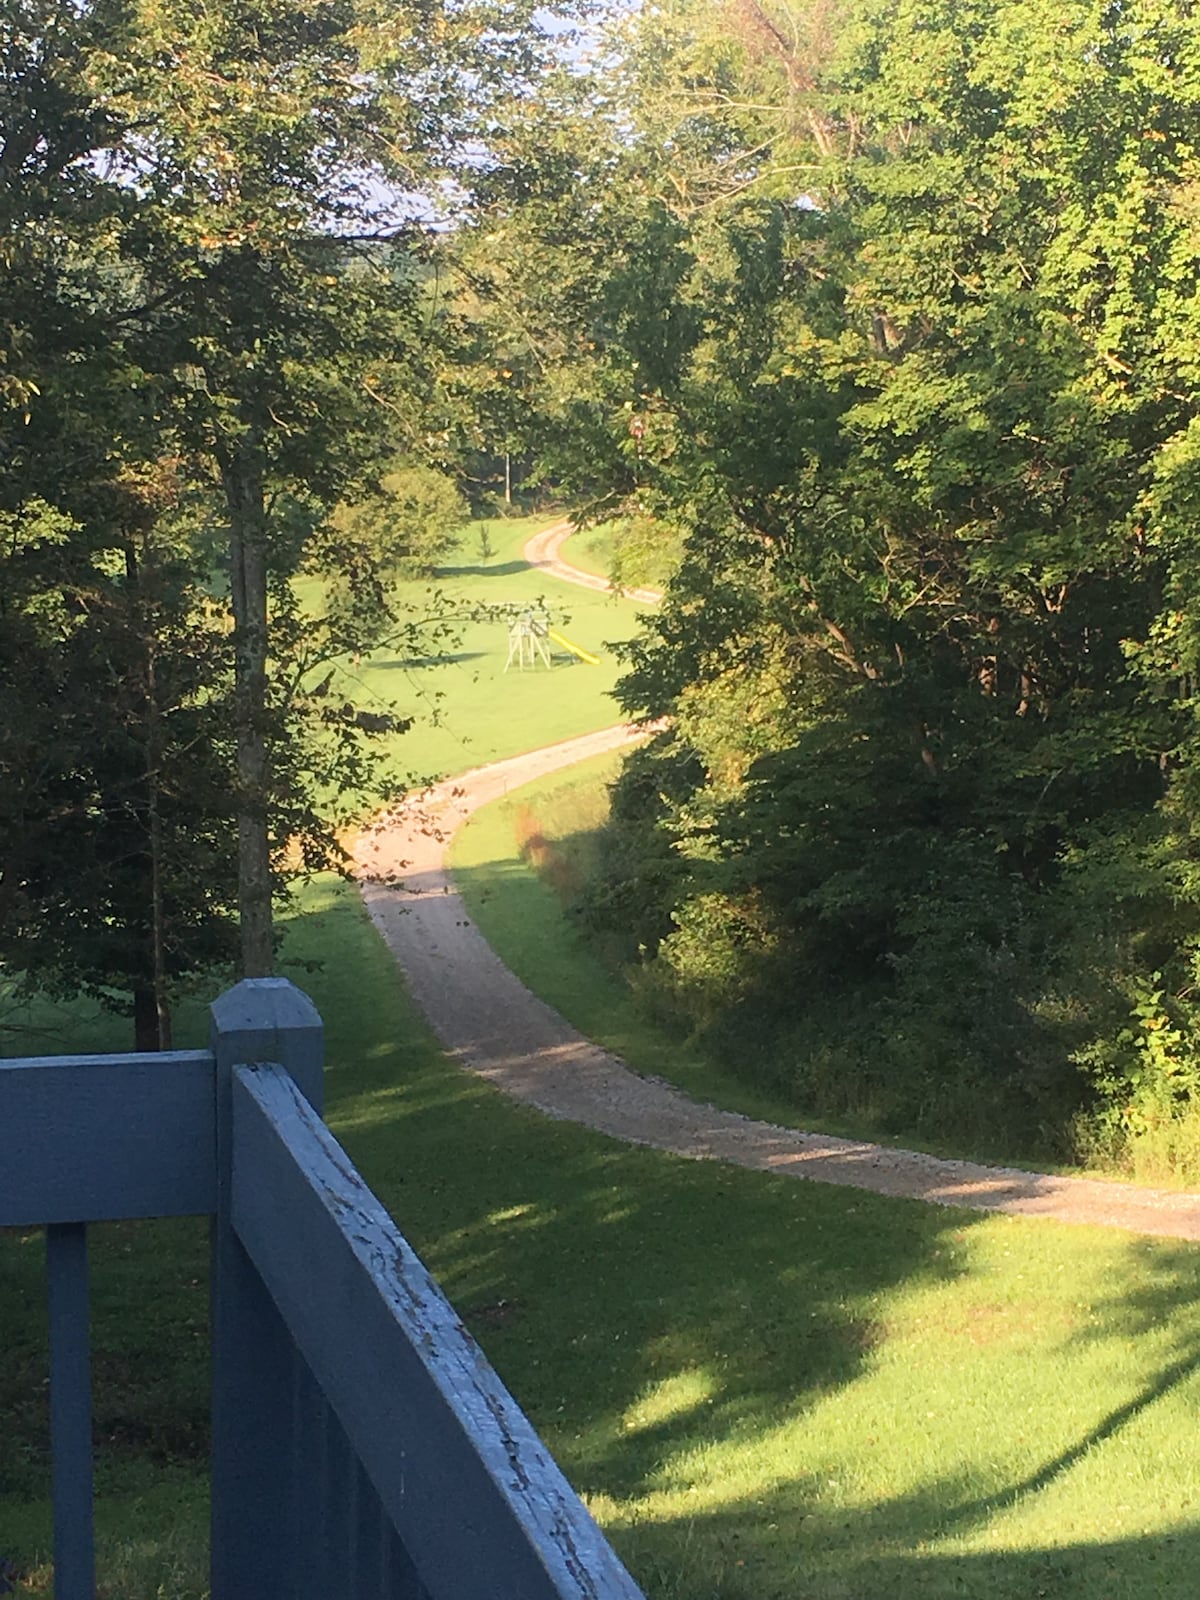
[300,514,645,791]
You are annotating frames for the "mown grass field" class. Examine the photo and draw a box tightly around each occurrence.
[7,517,1200,1597]
[8,877,1200,1598]
[300,514,645,791]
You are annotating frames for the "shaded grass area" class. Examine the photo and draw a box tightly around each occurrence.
[0,985,215,1064]
[7,877,1200,1595]
[1,987,216,1596]
[1,1215,212,1598]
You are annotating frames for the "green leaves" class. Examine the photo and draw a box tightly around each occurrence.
[0,0,565,1003]
[512,0,1200,1163]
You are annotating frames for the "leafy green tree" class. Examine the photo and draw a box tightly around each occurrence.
[495,0,1200,1161]
[0,3,243,1045]
[316,462,467,637]
[0,499,240,1049]
[110,0,580,973]
[1,0,573,1003]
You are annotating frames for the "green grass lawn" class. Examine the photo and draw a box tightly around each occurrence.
[296,515,646,795]
[8,877,1200,1598]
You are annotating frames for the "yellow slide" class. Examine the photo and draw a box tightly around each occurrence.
[547,628,601,666]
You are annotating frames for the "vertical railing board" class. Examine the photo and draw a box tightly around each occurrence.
[0,1052,216,1225]
[209,979,324,1600]
[291,1354,326,1595]
[382,1523,432,1600]
[352,1457,435,1600]
[230,1063,645,1600]
[307,1376,334,1599]
[352,1460,383,1600]
[46,1223,94,1600]
[323,1394,355,1595]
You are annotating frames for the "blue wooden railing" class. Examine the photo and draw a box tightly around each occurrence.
[2,979,645,1600]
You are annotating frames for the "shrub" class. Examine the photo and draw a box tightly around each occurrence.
[652,890,781,1029]
[1073,968,1200,1181]
[321,463,467,588]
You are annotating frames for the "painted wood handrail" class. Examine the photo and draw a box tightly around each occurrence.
[231,1060,644,1600]
[0,979,646,1600]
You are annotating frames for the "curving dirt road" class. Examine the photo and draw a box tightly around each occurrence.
[522,519,664,606]
[355,725,1200,1242]
[352,520,1200,1239]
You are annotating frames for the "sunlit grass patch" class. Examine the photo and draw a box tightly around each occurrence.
[298,514,646,798]
[8,875,1200,1595]
[10,1495,208,1600]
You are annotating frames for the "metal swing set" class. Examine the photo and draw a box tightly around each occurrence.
[503,606,600,671]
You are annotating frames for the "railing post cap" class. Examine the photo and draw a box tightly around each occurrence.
[211,978,321,1039]
[210,979,323,1112]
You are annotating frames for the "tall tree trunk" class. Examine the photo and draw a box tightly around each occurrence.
[221,437,275,978]
[127,540,173,1051]
[133,984,163,1053]
[145,578,172,1050]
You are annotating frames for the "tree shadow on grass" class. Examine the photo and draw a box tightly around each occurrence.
[435,560,530,579]
[937,1343,1200,1532]
[302,881,1200,1600]
[613,1501,1200,1600]
[332,1058,1200,1598]
[594,1230,1200,1599]
[367,650,489,671]
[333,1064,980,1490]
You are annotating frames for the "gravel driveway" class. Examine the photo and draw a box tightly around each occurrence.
[354,727,1200,1242]
[352,524,1200,1241]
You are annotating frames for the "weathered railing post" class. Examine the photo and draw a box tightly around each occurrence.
[209,978,323,1600]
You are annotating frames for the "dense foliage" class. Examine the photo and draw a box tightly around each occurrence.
[0,0,572,1033]
[468,0,1200,1171]
[13,0,1200,1165]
